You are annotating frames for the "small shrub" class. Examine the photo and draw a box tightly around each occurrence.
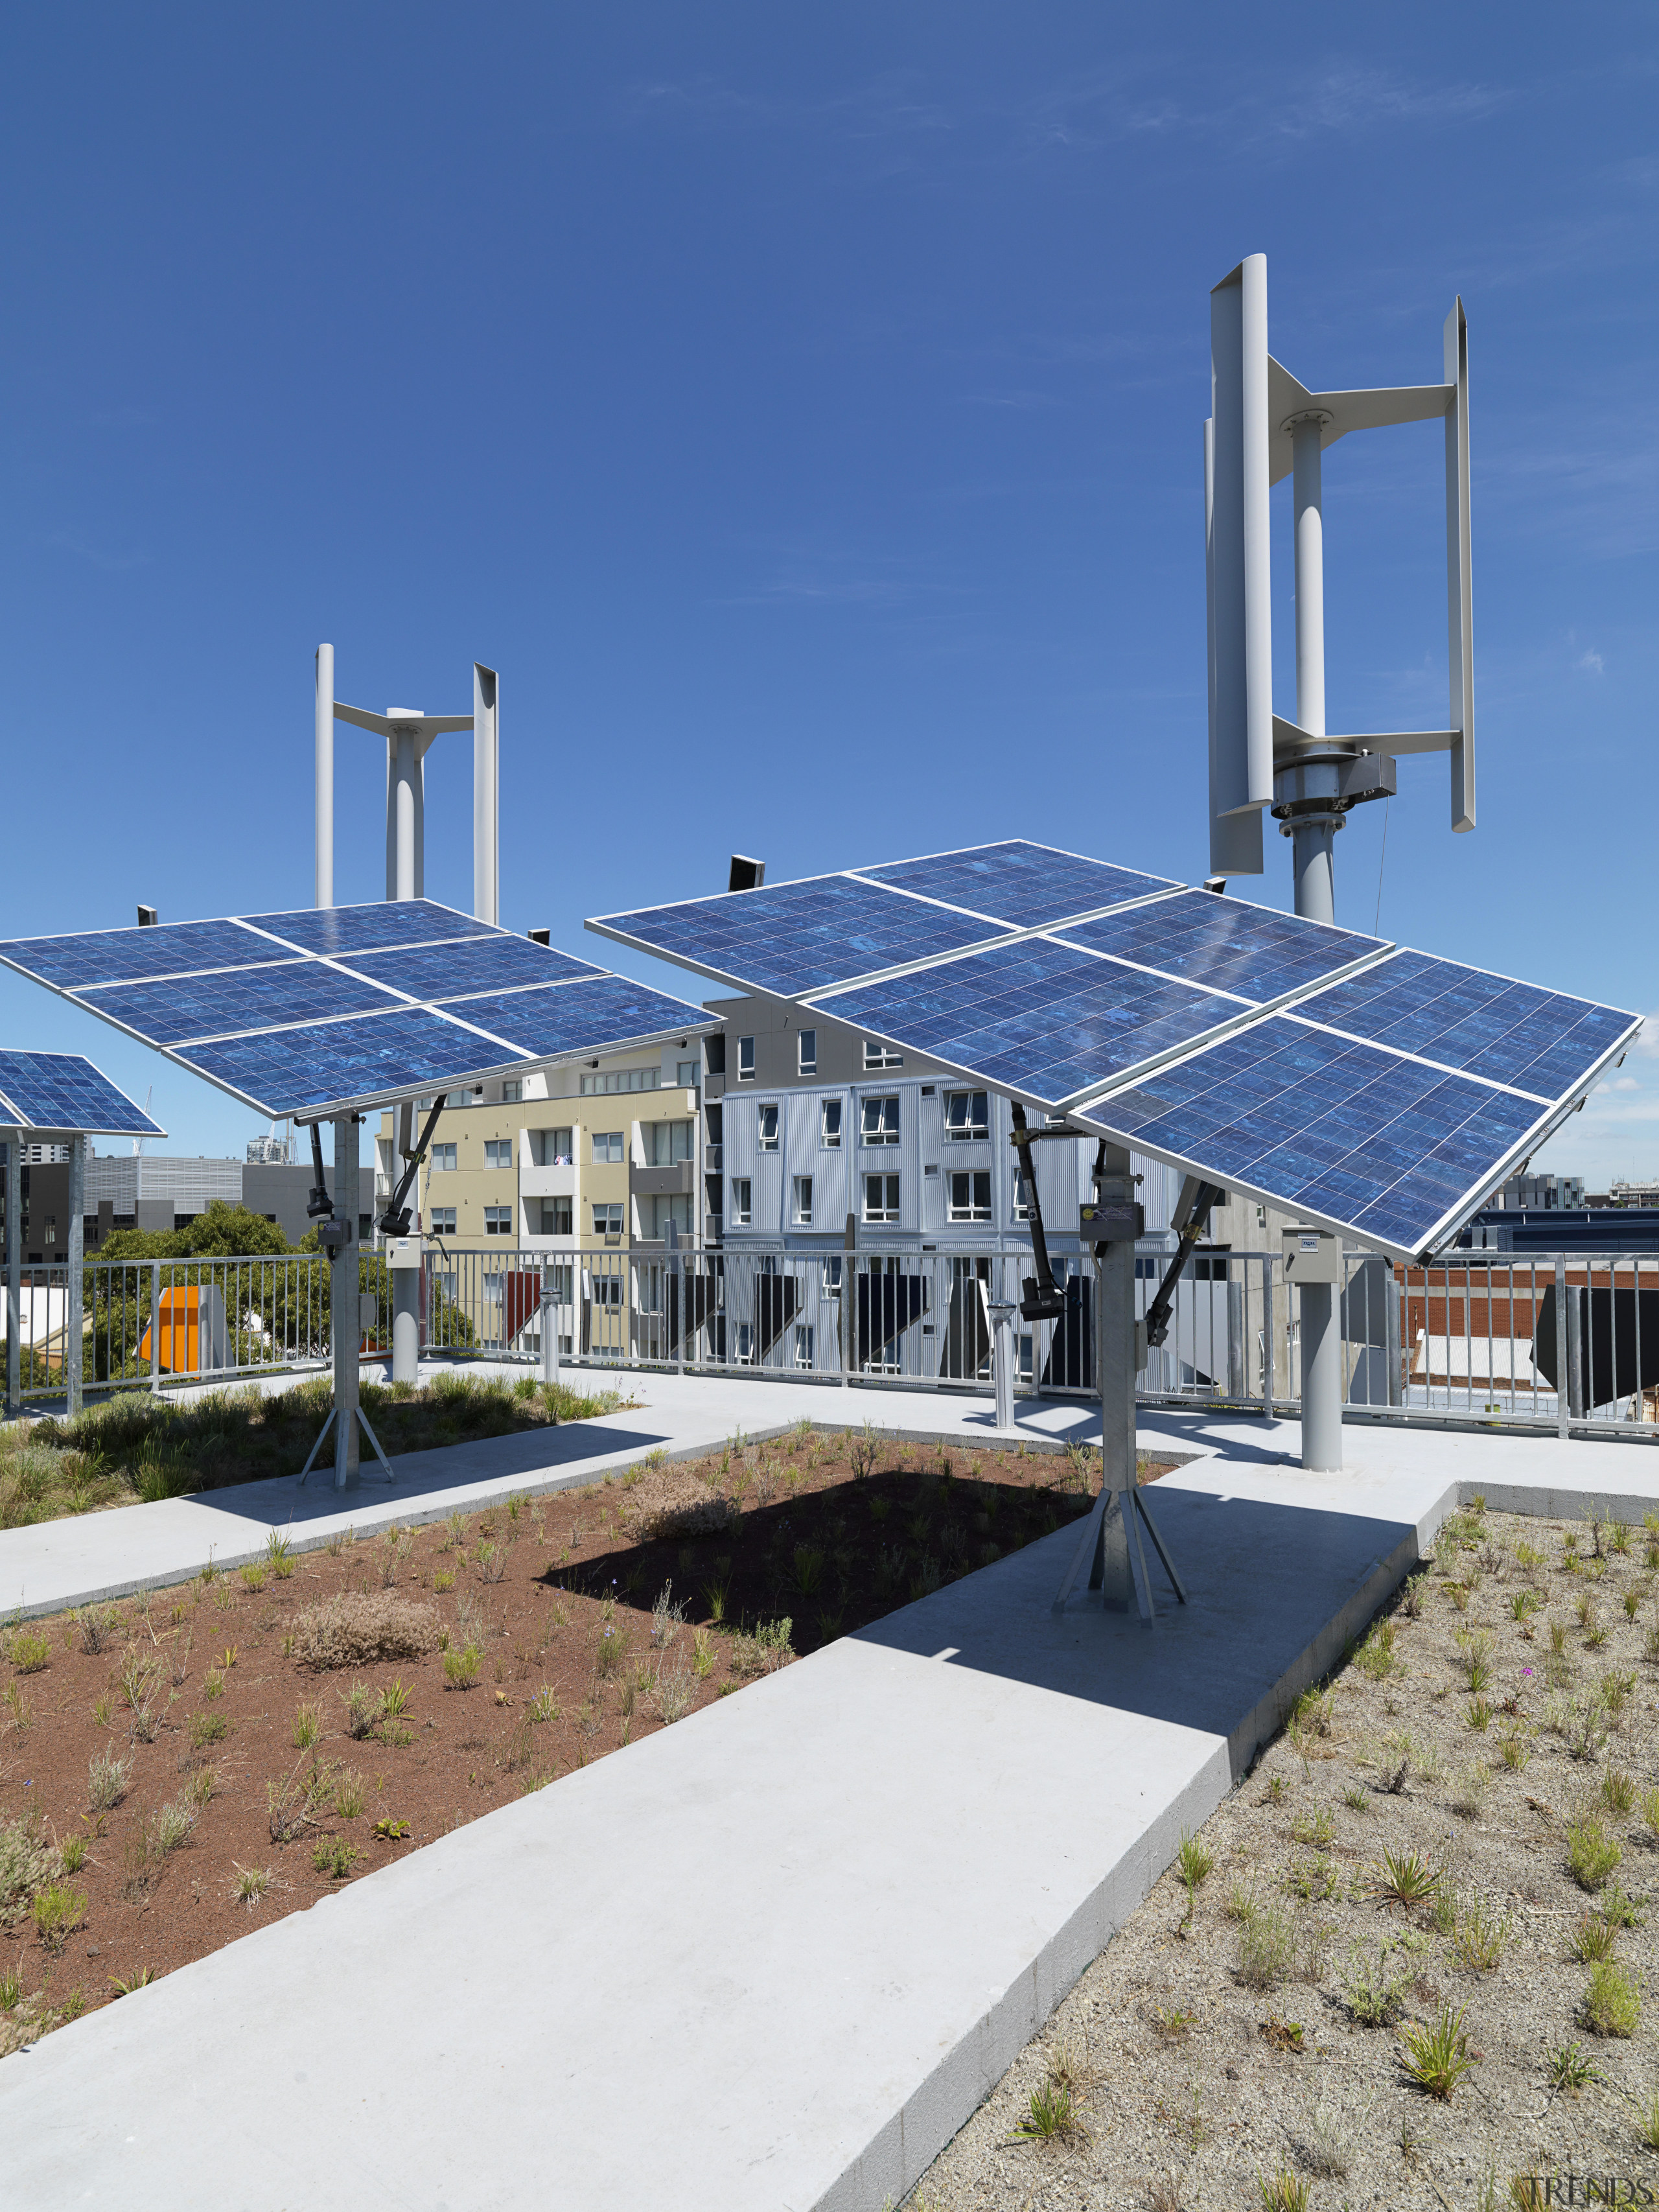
[442,1644,481,1692]
[290,1593,439,1671]
[265,1529,296,1579]
[32,1883,87,1951]
[1238,1904,1296,1990]
[1568,1817,1621,1892]
[1499,1730,1530,1771]
[232,1863,272,1909]
[1453,1895,1508,1971]
[1369,1846,1440,1907]
[378,1679,411,1723]
[655,1652,695,1724]
[1341,1784,1368,1811]
[1354,1622,1397,1681]
[1634,2085,1659,2152]
[1398,2001,1476,2099]
[332,1769,365,1820]
[1468,1696,1493,1732]
[1176,1829,1214,1891]
[340,1682,376,1740]
[10,1631,51,1675]
[1257,2165,1310,2212]
[1291,1807,1335,1848]
[87,1748,132,1812]
[312,1838,358,1880]
[78,1605,119,1655]
[1602,1767,1636,1815]
[239,1564,267,1594]
[1548,2040,1600,2092]
[1583,1961,1641,2038]
[292,1701,322,1750]
[188,1708,227,1749]
[1570,1913,1618,1964]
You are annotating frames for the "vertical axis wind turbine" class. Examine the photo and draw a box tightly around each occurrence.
[312,646,500,921]
[1205,253,1473,1476]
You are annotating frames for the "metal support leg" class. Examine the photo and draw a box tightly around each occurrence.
[1300,1281,1343,1472]
[991,1301,1015,1430]
[542,1259,560,1388]
[332,1117,361,1493]
[66,1135,84,1417]
[392,1266,419,1385]
[4,1132,19,1419]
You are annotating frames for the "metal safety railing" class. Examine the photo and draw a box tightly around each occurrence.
[7,1242,1656,1443]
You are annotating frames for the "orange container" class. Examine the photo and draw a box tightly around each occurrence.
[139,1286,218,1375]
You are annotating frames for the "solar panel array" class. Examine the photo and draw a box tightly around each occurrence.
[590,839,1640,1259]
[0,1051,163,1138]
[0,900,712,1121]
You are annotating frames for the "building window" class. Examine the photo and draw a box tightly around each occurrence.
[484,1139,513,1170]
[820,1255,843,1295]
[820,1099,842,1149]
[484,1205,513,1236]
[646,1120,694,1165]
[501,1080,522,1103]
[430,1143,458,1173]
[947,1170,992,1222]
[793,1175,813,1225]
[737,1036,756,1082]
[648,1193,693,1240]
[592,1202,624,1238]
[793,1324,815,1369]
[580,1067,660,1095]
[864,1174,900,1224]
[736,1321,754,1364]
[758,1103,780,1152]
[798,1029,817,1077]
[944,1090,988,1142]
[861,1095,899,1147]
[591,1130,624,1165]
[1012,1170,1031,1222]
[677,1059,699,1089]
[540,1198,572,1236]
[863,1040,902,1070]
[730,1177,752,1227]
[429,1206,457,1235]
[1192,1248,1231,1281]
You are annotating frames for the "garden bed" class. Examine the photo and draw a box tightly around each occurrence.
[903,1500,1659,2209]
[0,1371,631,1530]
[0,1422,1166,2057]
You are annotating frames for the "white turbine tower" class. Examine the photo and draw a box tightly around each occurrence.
[313,646,500,922]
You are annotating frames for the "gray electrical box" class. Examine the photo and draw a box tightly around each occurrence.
[1282,1224,1343,1284]
[387,1236,424,1272]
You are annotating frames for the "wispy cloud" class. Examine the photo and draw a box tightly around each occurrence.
[1578,648,1605,675]
[49,530,148,573]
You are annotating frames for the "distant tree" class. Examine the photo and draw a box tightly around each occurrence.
[96,1201,292,1266]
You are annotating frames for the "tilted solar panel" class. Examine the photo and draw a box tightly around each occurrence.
[588,841,1640,1259]
[851,841,1178,929]
[0,900,712,1121]
[1056,891,1385,1006]
[1292,951,1636,1102]
[0,1051,164,1137]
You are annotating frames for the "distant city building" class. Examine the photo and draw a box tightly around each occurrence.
[1609,1178,1659,1209]
[1497,1172,1584,1211]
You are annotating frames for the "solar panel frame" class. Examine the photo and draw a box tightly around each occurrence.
[0,899,715,1122]
[587,843,1641,1262]
[0,1051,165,1139]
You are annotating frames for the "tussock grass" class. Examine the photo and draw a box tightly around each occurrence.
[290,1592,438,1671]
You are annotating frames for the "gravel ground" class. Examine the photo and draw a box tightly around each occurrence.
[904,1500,1659,2212]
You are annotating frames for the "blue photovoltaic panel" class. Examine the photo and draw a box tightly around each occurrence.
[0,899,713,1118]
[345,935,605,1001]
[1060,892,1386,1006]
[853,842,1178,929]
[0,919,272,990]
[178,1010,531,1117]
[811,939,1238,1108]
[79,961,406,1045]
[1089,1016,1542,1254]
[595,876,995,997]
[1295,951,1638,1100]
[242,900,493,959]
[440,977,713,1060]
[0,1051,164,1137]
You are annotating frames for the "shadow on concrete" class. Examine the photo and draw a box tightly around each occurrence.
[851,1475,1436,1771]
[173,1422,677,1535]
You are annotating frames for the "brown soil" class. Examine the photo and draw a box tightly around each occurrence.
[1,1425,1173,2054]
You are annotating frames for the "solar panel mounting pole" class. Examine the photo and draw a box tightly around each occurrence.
[66,1134,84,1417]
[315,644,334,909]
[332,1116,360,1491]
[3,1131,18,1419]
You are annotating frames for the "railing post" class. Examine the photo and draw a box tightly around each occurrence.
[1262,1252,1275,1419]
[1555,1255,1570,1439]
[3,1130,19,1419]
[149,1259,161,1395]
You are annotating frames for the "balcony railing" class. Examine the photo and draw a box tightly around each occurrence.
[9,1244,1655,1444]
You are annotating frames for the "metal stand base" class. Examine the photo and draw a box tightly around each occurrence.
[297,1404,397,1487]
[1052,1483,1187,1622]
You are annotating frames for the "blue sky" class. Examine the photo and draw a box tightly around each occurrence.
[3,6,1654,1182]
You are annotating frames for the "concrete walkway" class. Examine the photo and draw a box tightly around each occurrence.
[5,1399,1659,2210]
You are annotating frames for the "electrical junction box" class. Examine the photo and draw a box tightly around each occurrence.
[387,1237,424,1272]
[1080,1201,1144,1246]
[1282,1225,1343,1285]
